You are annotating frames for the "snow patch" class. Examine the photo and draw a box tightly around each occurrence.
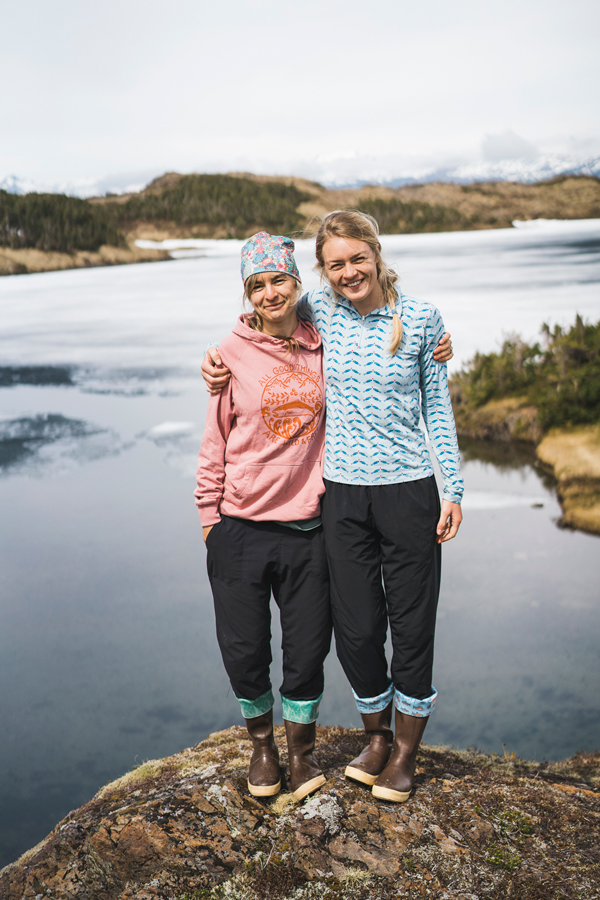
[512,218,600,233]
[146,421,195,439]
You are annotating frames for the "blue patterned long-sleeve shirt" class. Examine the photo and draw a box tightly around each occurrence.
[299,287,463,503]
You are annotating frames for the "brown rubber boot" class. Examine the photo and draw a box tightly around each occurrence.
[345,701,394,786]
[371,709,428,803]
[246,710,281,797]
[284,720,326,801]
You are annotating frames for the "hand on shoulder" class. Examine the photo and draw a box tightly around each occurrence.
[202,347,231,393]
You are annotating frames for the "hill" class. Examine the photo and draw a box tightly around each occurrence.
[1,172,599,276]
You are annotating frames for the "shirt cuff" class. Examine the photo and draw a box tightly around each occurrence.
[442,490,463,504]
[198,507,222,527]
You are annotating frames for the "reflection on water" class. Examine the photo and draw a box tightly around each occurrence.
[458,435,558,497]
[0,388,598,868]
[0,414,122,473]
[0,365,75,388]
[0,221,599,868]
[428,437,598,771]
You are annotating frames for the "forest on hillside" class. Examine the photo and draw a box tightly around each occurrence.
[2,173,599,255]
[0,190,123,253]
[0,175,311,252]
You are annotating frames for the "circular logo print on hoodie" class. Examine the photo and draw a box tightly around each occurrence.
[261,368,324,441]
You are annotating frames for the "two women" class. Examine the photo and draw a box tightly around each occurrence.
[199,212,462,803]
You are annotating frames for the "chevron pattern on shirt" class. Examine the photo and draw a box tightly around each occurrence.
[299,288,463,501]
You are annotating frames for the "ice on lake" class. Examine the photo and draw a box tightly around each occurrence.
[0,219,599,868]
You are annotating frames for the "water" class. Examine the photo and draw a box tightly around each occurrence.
[1,221,599,868]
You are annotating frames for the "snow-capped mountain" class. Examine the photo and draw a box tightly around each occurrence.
[414,154,600,187]
[295,154,600,189]
[2,154,599,197]
[0,174,149,198]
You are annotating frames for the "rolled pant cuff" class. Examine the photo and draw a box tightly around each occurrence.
[281,693,323,724]
[394,686,437,718]
[238,689,274,720]
[352,682,395,715]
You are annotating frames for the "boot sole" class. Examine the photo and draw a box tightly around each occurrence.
[248,779,281,797]
[372,784,411,803]
[292,774,326,801]
[344,765,378,786]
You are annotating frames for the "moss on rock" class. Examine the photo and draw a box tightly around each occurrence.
[1,726,599,900]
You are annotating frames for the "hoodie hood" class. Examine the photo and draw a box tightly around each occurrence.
[232,314,322,352]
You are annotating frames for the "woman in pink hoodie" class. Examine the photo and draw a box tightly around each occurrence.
[195,232,331,801]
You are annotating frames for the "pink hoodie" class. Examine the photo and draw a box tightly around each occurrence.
[195,316,325,526]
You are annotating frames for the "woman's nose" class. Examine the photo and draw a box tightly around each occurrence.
[343,263,356,280]
[265,283,277,299]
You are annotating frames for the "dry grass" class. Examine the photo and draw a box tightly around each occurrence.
[0,242,168,276]
[537,424,600,481]
[536,425,600,534]
[269,793,299,815]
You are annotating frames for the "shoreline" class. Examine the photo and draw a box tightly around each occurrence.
[536,425,600,534]
[455,400,600,536]
[0,242,169,277]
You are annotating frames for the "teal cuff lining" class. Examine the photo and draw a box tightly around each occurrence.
[238,689,274,720]
[281,693,323,724]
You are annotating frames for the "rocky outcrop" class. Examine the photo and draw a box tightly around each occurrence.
[452,396,543,445]
[452,394,600,536]
[1,726,599,900]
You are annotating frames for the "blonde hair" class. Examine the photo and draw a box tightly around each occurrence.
[313,210,403,354]
[243,272,302,353]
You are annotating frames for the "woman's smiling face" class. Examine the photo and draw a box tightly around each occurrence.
[321,236,383,313]
[247,271,299,334]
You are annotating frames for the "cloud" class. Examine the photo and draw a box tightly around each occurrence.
[1,1,598,183]
[482,131,538,162]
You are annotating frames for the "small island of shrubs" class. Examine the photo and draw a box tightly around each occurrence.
[451,315,600,535]
[451,315,600,432]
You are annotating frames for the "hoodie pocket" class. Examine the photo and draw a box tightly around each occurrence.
[232,463,322,514]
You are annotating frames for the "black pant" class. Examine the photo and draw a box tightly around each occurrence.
[321,477,441,702]
[206,516,332,703]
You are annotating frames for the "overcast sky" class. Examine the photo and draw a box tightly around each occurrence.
[2,0,599,185]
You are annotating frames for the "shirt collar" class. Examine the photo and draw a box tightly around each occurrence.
[332,288,402,319]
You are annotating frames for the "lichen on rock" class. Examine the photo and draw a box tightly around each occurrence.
[1,726,599,900]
